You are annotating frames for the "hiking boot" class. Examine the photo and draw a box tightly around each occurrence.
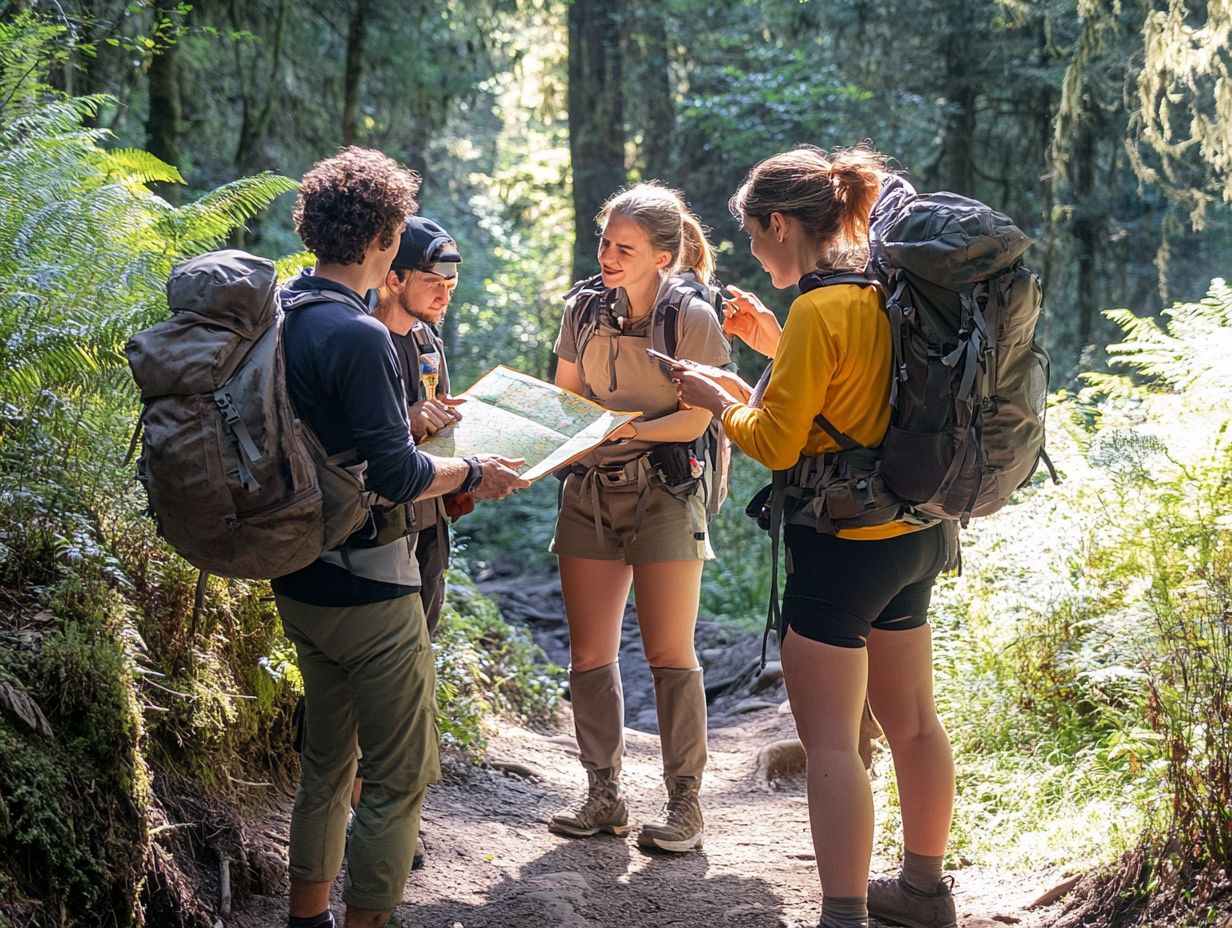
[548,769,630,838]
[636,776,704,852]
[867,874,957,928]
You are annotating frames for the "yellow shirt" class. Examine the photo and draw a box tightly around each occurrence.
[722,282,916,540]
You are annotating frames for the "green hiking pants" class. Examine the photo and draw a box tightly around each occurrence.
[276,592,441,911]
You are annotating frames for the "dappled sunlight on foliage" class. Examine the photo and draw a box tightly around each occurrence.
[913,282,1232,915]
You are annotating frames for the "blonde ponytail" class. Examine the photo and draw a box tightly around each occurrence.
[680,212,716,283]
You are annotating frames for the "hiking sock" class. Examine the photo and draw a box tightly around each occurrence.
[288,912,334,928]
[569,662,625,774]
[819,894,868,928]
[902,850,946,894]
[650,665,708,779]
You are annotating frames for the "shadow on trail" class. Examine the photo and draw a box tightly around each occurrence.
[402,832,789,928]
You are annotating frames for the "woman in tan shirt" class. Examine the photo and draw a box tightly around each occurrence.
[549,182,731,853]
[675,147,957,928]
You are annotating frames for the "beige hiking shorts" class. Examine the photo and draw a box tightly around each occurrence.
[550,463,713,564]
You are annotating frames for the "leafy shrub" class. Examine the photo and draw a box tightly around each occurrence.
[912,282,1232,909]
[434,565,564,755]
[0,19,564,923]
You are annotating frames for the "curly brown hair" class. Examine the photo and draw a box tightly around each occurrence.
[293,147,421,265]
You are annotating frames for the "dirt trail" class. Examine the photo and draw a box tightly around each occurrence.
[228,567,1072,928]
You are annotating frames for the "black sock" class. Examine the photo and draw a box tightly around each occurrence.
[902,849,945,894]
[820,895,868,928]
[288,912,334,928]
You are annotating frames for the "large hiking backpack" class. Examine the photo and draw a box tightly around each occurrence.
[754,183,1052,666]
[567,273,733,515]
[125,250,373,580]
[780,180,1052,532]
[867,178,1052,525]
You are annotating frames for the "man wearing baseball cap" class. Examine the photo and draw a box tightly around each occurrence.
[373,216,465,640]
[352,217,468,872]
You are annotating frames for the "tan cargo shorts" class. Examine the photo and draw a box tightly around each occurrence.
[550,461,713,564]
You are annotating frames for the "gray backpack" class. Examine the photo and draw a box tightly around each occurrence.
[754,182,1054,666]
[766,179,1053,532]
[867,178,1053,524]
[125,251,373,580]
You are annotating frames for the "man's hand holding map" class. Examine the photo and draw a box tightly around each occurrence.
[417,366,639,481]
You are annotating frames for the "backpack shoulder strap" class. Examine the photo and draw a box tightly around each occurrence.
[280,285,370,316]
[564,272,604,302]
[658,277,723,358]
[813,412,865,452]
[659,284,694,358]
[567,285,607,362]
[798,270,882,295]
[795,271,878,451]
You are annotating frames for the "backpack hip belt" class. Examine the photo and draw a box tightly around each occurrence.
[782,448,905,535]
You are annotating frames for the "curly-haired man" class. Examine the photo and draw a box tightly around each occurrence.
[275,147,528,928]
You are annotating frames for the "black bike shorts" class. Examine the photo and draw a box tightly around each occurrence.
[782,522,946,649]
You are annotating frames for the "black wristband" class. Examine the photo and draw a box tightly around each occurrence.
[459,456,484,493]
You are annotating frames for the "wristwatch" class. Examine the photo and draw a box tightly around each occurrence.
[459,456,485,493]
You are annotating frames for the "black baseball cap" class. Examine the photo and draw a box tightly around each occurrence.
[390,216,462,278]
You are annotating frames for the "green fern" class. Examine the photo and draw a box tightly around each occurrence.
[275,250,315,282]
[96,148,185,187]
[1104,279,1232,395]
[0,97,296,403]
[156,172,300,259]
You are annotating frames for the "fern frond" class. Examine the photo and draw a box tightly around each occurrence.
[1079,371,1146,403]
[96,148,185,187]
[161,173,299,255]
[1,95,112,143]
[1106,280,1232,396]
[0,339,106,396]
[275,251,315,282]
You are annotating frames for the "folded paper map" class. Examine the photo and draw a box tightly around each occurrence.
[416,366,640,481]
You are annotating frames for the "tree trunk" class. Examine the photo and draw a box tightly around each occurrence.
[938,0,976,194]
[568,0,626,283]
[637,6,673,180]
[233,0,289,175]
[1071,124,1098,354]
[145,42,182,202]
[342,0,370,147]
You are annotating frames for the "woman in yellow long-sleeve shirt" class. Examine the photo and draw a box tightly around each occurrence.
[674,146,957,928]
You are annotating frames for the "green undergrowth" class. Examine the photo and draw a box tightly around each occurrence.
[435,562,564,754]
[0,481,562,925]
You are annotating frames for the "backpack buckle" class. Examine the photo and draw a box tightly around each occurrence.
[214,392,241,424]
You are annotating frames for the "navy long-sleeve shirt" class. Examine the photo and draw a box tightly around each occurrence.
[271,271,436,606]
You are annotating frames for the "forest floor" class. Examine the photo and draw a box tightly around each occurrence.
[227,564,1075,928]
